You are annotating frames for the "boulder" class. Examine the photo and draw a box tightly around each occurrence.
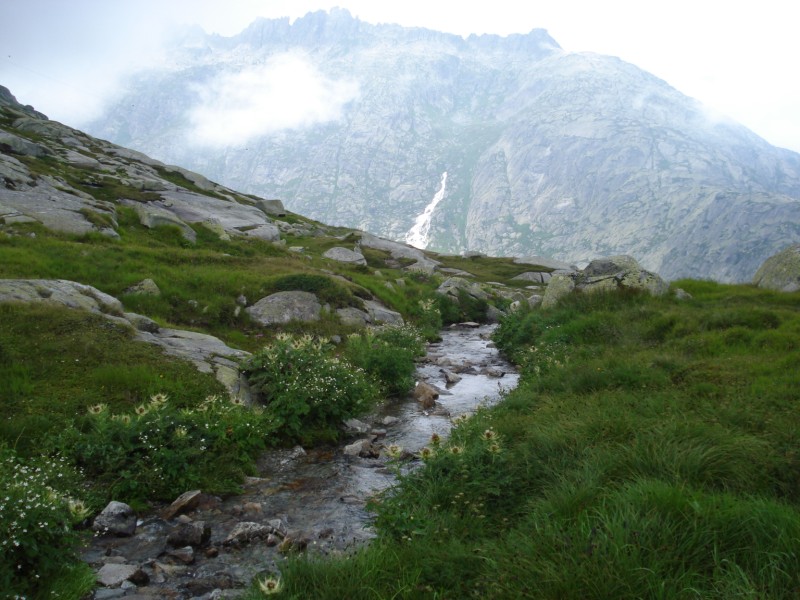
[542,255,668,309]
[93,501,137,537]
[124,278,160,296]
[323,246,367,266]
[246,291,321,325]
[161,489,203,520]
[256,198,287,217]
[0,279,124,316]
[413,381,439,409]
[167,521,211,547]
[130,202,196,243]
[224,522,272,546]
[96,563,145,587]
[336,306,371,327]
[244,224,281,241]
[364,300,404,325]
[752,243,800,292]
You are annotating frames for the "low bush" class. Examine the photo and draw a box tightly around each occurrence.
[344,324,425,397]
[0,448,93,598]
[244,334,378,442]
[53,394,276,505]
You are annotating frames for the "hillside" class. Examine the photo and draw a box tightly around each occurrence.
[85,8,800,282]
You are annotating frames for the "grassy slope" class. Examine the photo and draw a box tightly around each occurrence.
[266,281,800,599]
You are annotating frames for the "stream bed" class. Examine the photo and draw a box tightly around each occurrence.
[83,324,518,599]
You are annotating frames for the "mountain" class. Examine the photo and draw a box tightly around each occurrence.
[85,9,800,282]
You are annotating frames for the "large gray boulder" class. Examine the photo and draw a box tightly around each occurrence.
[752,243,800,292]
[256,199,287,217]
[244,223,281,241]
[246,291,322,325]
[363,299,404,325]
[542,255,668,309]
[0,279,124,316]
[324,246,367,266]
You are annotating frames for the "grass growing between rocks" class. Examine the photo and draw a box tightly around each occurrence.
[260,281,800,599]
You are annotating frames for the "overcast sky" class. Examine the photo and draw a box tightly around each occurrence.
[1,0,799,153]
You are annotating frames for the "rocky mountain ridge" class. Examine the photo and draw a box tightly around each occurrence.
[84,9,800,282]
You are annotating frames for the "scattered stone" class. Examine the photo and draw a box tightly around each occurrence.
[381,416,399,426]
[93,588,127,600]
[266,533,281,547]
[96,563,141,587]
[124,278,161,296]
[441,370,462,386]
[166,545,195,565]
[93,501,137,537]
[223,522,272,546]
[204,547,220,559]
[343,418,370,434]
[161,490,203,520]
[269,518,287,538]
[413,381,439,409]
[167,520,211,547]
[243,501,262,513]
[674,288,693,300]
[481,367,505,378]
[184,573,236,596]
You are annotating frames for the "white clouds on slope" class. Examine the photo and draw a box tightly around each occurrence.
[186,53,359,147]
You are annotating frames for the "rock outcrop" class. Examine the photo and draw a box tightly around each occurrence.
[541,255,668,309]
[324,246,367,266]
[752,244,800,292]
[245,291,322,325]
[0,278,252,401]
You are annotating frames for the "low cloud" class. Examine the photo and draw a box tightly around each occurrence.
[187,53,359,146]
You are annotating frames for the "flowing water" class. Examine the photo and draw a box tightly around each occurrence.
[85,324,518,597]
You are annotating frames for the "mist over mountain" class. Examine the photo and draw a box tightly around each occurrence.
[86,8,800,282]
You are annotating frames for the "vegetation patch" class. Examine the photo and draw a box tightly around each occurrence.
[266,281,800,599]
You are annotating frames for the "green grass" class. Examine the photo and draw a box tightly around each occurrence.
[265,282,800,599]
[0,302,225,454]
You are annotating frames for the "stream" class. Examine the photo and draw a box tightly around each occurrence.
[84,324,518,599]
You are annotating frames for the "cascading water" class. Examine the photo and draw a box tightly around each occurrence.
[405,171,447,249]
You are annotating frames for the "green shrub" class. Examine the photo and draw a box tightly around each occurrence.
[344,324,425,397]
[268,273,354,308]
[0,448,89,597]
[53,394,276,504]
[244,334,378,441]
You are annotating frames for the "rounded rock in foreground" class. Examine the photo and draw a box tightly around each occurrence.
[752,244,800,293]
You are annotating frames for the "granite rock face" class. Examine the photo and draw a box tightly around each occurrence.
[752,244,800,292]
[84,10,800,283]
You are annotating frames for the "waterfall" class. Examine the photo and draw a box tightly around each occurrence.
[405,171,447,249]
